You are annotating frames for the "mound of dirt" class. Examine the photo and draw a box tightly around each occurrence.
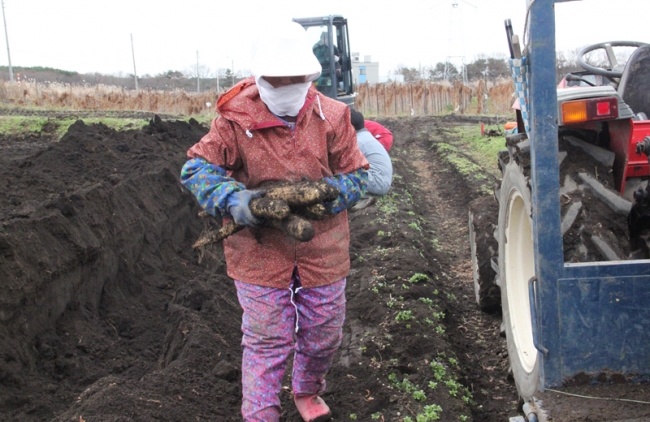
[0,116,215,420]
[4,113,643,422]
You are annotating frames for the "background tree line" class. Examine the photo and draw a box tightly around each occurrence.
[0,65,250,92]
[391,47,627,85]
[391,54,512,85]
[0,47,631,91]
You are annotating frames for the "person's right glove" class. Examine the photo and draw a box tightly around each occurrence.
[225,190,264,227]
[320,168,368,214]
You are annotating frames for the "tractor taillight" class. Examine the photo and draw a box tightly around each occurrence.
[596,100,611,116]
[561,97,618,124]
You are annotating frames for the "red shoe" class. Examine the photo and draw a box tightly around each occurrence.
[294,394,332,422]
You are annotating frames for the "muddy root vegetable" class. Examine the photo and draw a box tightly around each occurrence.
[192,222,243,248]
[299,203,328,220]
[315,181,340,203]
[266,181,340,207]
[249,197,290,220]
[265,183,322,206]
[192,190,323,247]
[268,215,315,242]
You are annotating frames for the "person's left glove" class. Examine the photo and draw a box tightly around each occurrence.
[225,190,264,227]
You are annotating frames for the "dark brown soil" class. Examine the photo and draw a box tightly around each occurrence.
[0,113,645,422]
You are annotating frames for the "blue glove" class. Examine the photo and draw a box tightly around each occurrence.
[226,190,263,227]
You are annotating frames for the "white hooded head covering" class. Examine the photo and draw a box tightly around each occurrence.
[251,22,322,117]
[251,21,322,79]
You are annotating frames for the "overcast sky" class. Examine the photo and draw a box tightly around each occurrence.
[1,0,648,79]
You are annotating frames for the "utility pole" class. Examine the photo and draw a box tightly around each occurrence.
[196,50,200,92]
[231,59,234,86]
[445,0,475,85]
[1,0,13,82]
[216,66,220,92]
[130,34,138,90]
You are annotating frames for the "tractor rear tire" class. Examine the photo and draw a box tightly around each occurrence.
[493,133,633,401]
[497,159,540,401]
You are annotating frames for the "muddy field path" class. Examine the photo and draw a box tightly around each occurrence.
[0,115,519,422]
[313,115,518,422]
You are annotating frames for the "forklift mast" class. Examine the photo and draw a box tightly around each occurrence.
[293,15,355,107]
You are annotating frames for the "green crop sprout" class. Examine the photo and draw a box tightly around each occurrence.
[417,404,443,421]
[395,310,414,322]
[409,273,430,283]
[413,390,427,401]
[430,361,446,381]
[445,379,461,397]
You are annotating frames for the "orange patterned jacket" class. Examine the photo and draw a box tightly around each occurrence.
[186,77,368,288]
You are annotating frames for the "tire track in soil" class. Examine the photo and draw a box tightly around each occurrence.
[400,133,519,421]
[310,116,520,422]
[400,118,650,422]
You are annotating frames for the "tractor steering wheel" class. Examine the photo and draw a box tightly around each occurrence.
[577,41,649,78]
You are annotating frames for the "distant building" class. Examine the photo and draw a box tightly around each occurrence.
[351,52,379,85]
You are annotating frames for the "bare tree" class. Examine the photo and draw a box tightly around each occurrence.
[393,65,422,84]
[184,64,212,88]
[464,54,510,82]
[429,62,459,81]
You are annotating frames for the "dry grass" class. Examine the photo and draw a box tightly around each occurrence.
[0,79,515,118]
[355,80,514,117]
[0,81,219,116]
[487,80,515,115]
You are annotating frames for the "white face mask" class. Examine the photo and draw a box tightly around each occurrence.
[256,76,311,117]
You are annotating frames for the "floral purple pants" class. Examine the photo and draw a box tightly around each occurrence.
[234,269,346,422]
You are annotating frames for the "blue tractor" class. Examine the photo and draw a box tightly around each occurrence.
[469,0,650,415]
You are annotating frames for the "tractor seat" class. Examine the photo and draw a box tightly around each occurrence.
[618,44,650,119]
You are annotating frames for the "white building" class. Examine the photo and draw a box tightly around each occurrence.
[351,52,379,85]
